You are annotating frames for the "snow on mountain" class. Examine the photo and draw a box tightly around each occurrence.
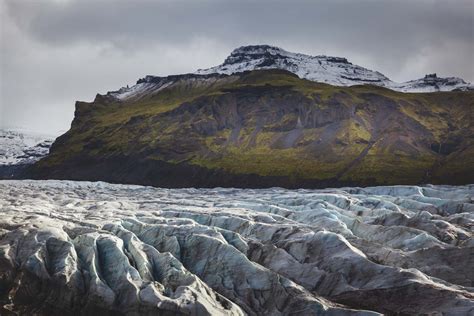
[106,45,472,101]
[393,73,473,92]
[108,80,174,101]
[107,73,229,101]
[197,44,392,86]
[196,45,473,92]
[0,129,54,165]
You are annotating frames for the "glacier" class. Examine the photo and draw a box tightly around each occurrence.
[0,129,54,180]
[0,129,53,166]
[0,180,472,315]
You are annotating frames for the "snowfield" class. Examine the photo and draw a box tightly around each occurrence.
[0,129,53,165]
[0,180,473,315]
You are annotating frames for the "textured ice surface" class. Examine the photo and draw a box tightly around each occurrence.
[0,129,53,165]
[0,180,473,315]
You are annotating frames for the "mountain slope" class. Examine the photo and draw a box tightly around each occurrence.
[196,45,473,92]
[30,69,474,187]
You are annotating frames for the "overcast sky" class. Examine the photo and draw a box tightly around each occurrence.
[1,0,473,135]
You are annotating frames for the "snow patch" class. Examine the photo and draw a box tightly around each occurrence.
[0,129,55,165]
[196,45,473,92]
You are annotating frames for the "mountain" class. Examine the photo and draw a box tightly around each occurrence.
[29,68,474,187]
[0,129,53,178]
[196,45,473,92]
[395,73,473,92]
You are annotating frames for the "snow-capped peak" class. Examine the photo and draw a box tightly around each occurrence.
[222,45,350,66]
[394,73,472,92]
[197,44,392,87]
[196,45,473,92]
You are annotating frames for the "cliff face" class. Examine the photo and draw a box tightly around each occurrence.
[31,69,474,188]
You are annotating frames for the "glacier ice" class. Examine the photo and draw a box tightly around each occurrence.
[0,180,473,315]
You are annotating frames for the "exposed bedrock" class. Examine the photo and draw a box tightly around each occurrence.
[30,69,474,187]
[0,180,473,315]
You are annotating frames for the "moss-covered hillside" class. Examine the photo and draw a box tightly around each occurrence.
[31,69,474,187]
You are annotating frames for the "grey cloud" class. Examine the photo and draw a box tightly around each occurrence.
[9,1,473,52]
[1,0,473,134]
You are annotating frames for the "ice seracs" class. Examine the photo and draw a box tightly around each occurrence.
[0,180,473,315]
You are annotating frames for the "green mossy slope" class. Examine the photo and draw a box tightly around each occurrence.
[33,69,474,187]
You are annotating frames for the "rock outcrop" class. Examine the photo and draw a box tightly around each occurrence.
[0,180,472,315]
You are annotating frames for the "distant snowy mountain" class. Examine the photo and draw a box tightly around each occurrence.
[0,129,53,166]
[393,73,473,92]
[196,45,473,93]
[196,45,392,86]
[108,45,472,101]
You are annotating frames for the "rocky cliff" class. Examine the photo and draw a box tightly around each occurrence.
[30,69,474,187]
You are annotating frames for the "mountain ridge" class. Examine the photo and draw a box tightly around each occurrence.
[195,44,473,93]
[105,45,473,103]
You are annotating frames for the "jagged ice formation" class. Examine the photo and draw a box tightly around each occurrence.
[0,180,473,315]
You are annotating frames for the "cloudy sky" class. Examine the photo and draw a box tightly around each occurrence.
[1,0,473,135]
